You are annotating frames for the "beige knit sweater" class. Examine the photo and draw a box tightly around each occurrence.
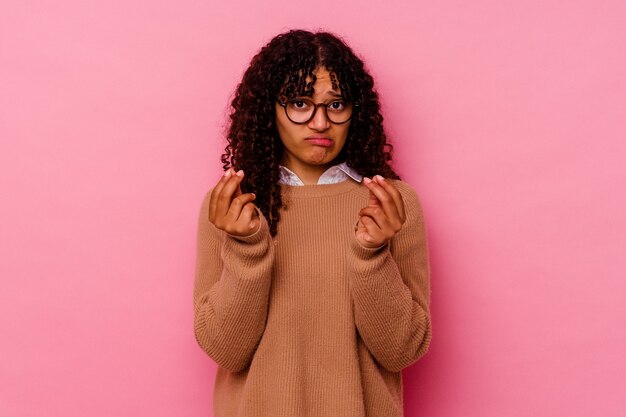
[193,178,432,417]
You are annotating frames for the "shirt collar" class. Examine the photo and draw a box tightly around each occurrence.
[333,161,363,183]
[278,161,363,185]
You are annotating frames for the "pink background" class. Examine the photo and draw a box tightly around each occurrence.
[1,1,625,416]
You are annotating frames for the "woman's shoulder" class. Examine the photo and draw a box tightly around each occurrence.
[197,187,223,239]
[382,179,426,229]
[199,187,214,213]
[388,178,424,210]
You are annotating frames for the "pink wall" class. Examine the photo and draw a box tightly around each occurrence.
[1,1,625,416]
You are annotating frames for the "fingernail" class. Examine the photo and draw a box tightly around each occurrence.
[375,175,385,182]
[224,169,231,177]
[363,177,372,184]
[236,170,244,177]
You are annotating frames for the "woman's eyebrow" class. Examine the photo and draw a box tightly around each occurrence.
[294,90,343,100]
[309,89,341,98]
[311,91,343,100]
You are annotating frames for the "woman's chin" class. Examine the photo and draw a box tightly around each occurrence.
[305,149,335,164]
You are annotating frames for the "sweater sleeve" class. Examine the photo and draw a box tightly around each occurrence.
[193,188,275,372]
[348,181,432,372]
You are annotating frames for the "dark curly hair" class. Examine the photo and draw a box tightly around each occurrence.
[220,29,401,237]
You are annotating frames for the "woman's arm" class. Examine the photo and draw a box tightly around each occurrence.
[349,181,432,372]
[193,188,275,372]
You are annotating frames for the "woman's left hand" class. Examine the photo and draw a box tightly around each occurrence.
[355,175,407,249]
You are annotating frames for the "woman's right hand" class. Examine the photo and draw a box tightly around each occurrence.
[208,168,261,237]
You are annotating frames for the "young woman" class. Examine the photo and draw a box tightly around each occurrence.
[193,29,432,417]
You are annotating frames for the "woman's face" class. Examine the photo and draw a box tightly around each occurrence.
[275,67,351,178]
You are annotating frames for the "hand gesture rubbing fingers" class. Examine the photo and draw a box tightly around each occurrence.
[355,175,406,249]
[208,168,261,237]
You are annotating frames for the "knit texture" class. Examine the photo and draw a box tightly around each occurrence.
[193,178,432,417]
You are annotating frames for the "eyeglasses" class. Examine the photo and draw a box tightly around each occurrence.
[277,97,357,124]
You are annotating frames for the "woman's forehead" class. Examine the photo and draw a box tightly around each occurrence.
[282,67,341,95]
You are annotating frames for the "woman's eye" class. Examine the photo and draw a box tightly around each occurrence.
[290,100,311,110]
[329,101,345,110]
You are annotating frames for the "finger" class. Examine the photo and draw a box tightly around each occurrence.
[209,168,235,222]
[225,193,256,227]
[235,203,260,233]
[234,179,244,198]
[366,183,381,208]
[355,216,367,233]
[374,175,406,222]
[354,216,370,241]
[363,177,401,223]
[359,206,397,235]
[359,215,385,244]
[215,170,245,219]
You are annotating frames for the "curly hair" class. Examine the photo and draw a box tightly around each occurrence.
[220,29,401,237]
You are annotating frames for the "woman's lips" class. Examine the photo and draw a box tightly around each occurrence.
[306,137,333,147]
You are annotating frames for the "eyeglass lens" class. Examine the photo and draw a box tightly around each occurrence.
[285,99,352,124]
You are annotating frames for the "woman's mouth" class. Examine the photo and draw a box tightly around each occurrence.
[305,137,333,147]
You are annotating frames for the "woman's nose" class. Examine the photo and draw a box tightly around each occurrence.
[308,106,331,130]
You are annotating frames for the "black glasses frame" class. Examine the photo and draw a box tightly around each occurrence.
[276,97,359,125]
